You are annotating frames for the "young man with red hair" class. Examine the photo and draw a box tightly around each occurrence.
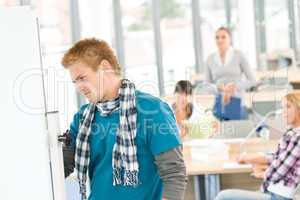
[62,38,187,200]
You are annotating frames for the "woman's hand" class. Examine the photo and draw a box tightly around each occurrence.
[221,83,236,104]
[224,83,237,96]
[178,121,188,138]
[222,93,231,104]
[237,152,248,164]
[251,164,267,179]
[208,120,220,138]
[237,152,268,165]
[237,154,267,179]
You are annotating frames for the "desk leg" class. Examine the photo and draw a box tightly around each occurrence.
[194,175,206,200]
[205,174,220,200]
[194,174,220,200]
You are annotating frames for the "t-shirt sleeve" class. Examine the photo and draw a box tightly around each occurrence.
[69,111,80,148]
[147,101,182,156]
[69,104,88,147]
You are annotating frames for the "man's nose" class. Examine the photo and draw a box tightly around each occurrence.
[76,82,85,92]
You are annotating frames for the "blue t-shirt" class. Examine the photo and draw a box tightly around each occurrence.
[69,90,181,200]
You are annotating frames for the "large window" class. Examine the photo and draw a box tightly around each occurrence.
[31,0,76,130]
[255,0,296,70]
[3,0,299,101]
[0,1,77,129]
[160,0,195,95]
[79,0,114,42]
[295,0,300,61]
[0,0,19,6]
[199,1,227,60]
[230,0,257,69]
[121,0,159,95]
[228,0,239,47]
[265,0,290,53]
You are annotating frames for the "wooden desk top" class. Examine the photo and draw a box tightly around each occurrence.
[183,138,278,176]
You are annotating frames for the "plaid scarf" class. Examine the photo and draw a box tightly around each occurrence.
[75,79,139,200]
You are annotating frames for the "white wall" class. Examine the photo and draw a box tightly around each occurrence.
[0,7,53,199]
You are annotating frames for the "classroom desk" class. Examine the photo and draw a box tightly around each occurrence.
[187,68,300,107]
[165,88,291,109]
[183,138,278,200]
[168,89,289,112]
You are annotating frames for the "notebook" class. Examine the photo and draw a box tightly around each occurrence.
[213,94,247,120]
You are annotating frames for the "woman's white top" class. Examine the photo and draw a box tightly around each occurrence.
[204,47,256,93]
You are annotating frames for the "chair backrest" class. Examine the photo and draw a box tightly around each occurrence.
[213,120,254,139]
[293,184,300,199]
[266,116,287,140]
[252,100,282,116]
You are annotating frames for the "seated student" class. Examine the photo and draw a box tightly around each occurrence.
[215,92,300,200]
[172,80,196,138]
[172,80,218,138]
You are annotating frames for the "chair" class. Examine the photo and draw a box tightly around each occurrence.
[213,120,254,139]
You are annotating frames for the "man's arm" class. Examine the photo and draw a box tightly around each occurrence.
[62,131,75,178]
[154,146,187,200]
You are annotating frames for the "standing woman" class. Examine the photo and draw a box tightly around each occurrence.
[205,27,256,119]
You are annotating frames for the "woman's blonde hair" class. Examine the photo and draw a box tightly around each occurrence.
[285,92,300,109]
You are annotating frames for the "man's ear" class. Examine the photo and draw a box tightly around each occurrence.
[99,59,113,71]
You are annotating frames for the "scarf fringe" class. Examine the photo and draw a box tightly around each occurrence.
[124,170,139,186]
[113,167,122,186]
[113,168,139,187]
[79,180,87,200]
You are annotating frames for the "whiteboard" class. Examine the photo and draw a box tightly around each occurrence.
[0,7,53,200]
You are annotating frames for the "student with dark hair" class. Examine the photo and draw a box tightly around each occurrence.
[172,80,218,138]
[174,80,194,95]
[173,80,194,119]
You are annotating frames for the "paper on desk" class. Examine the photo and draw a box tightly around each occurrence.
[221,138,245,144]
[188,139,229,162]
[183,139,212,147]
[184,138,228,147]
[183,138,245,147]
[223,162,252,169]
